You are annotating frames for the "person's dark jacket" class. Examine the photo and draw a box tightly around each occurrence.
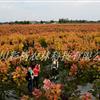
[26,71,32,81]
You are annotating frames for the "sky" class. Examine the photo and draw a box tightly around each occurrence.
[0,0,100,22]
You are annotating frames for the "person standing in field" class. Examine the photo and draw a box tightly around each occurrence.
[26,67,34,95]
[33,64,40,89]
[51,58,59,80]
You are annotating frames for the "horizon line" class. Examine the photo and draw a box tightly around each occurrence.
[0,19,100,22]
[0,1,100,3]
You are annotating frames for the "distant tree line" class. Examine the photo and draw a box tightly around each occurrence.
[0,21,31,24]
[0,19,100,24]
[58,18,100,23]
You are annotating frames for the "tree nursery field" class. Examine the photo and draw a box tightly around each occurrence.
[0,24,100,100]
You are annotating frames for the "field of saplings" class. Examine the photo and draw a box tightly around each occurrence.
[0,24,100,100]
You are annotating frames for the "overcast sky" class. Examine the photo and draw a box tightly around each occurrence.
[0,0,100,22]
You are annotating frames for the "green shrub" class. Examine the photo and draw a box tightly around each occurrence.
[39,38,47,48]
